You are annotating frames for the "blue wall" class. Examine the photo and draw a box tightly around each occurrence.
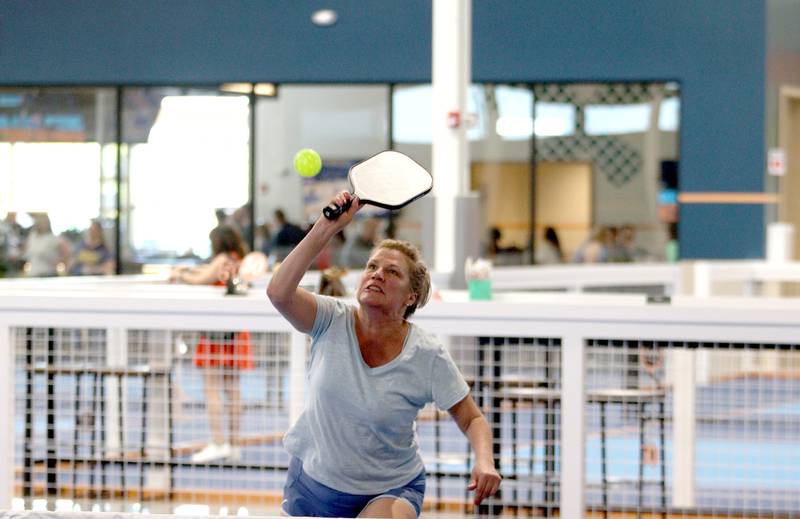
[0,0,766,258]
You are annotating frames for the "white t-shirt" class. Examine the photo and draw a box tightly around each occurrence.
[25,232,63,276]
[283,294,470,494]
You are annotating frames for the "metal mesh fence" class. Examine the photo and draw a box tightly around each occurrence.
[13,327,292,512]
[585,339,800,518]
[11,327,800,517]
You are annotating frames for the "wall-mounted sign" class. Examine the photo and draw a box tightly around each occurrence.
[768,148,786,176]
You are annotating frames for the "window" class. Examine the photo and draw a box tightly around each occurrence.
[123,90,250,264]
[585,103,652,135]
[659,97,680,132]
[392,84,485,144]
[0,87,117,276]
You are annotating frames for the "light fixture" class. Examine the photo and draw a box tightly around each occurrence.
[219,83,253,95]
[254,83,277,97]
[311,9,337,27]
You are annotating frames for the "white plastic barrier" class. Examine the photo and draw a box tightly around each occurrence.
[1,277,799,516]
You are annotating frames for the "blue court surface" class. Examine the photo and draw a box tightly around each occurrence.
[14,367,800,513]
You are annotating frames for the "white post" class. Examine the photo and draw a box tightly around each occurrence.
[672,349,696,507]
[693,261,712,297]
[144,330,172,490]
[0,326,13,509]
[289,331,308,426]
[105,328,127,455]
[644,92,663,243]
[432,0,471,274]
[560,333,585,517]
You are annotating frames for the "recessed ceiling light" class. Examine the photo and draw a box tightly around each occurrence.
[311,9,337,27]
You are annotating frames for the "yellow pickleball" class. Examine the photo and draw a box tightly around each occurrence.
[293,148,322,177]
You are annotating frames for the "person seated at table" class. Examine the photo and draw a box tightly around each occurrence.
[23,213,69,277]
[534,226,564,265]
[68,220,114,276]
[571,226,612,264]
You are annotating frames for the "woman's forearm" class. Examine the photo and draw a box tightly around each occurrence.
[465,415,495,465]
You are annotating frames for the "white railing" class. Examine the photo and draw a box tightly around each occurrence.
[8,259,800,299]
[692,260,800,297]
[2,277,799,516]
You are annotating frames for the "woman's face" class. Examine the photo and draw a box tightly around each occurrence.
[356,248,416,317]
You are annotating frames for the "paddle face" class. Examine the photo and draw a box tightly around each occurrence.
[323,151,432,220]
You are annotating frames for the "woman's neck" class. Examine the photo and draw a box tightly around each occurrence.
[355,306,407,343]
[355,307,408,367]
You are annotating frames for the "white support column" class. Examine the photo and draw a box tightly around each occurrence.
[432,0,471,274]
[146,331,170,457]
[105,328,127,455]
[672,349,696,507]
[289,331,308,427]
[144,331,172,490]
[693,261,712,297]
[560,333,585,517]
[644,92,663,244]
[0,325,13,509]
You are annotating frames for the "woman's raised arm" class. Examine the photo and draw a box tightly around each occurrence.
[267,192,360,333]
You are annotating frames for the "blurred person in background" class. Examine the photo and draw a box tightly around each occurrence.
[68,220,114,276]
[171,224,246,285]
[486,226,523,266]
[270,209,306,262]
[23,213,69,277]
[339,217,381,268]
[572,226,613,264]
[171,224,254,462]
[231,203,253,247]
[618,224,642,262]
[314,230,346,271]
[0,211,27,276]
[317,266,348,297]
[255,222,273,257]
[535,226,564,265]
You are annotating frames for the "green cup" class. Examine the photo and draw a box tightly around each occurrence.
[468,279,492,300]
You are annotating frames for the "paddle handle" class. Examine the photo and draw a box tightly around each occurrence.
[322,197,354,220]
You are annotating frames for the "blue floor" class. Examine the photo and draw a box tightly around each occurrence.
[15,369,800,513]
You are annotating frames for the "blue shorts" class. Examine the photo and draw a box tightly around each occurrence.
[281,457,426,517]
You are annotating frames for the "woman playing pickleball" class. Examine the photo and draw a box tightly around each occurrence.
[268,191,501,518]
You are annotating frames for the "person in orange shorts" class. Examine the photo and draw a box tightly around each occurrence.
[171,224,254,462]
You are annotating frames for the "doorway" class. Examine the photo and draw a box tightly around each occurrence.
[779,87,800,260]
[470,161,593,264]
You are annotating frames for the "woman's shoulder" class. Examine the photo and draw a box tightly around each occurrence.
[314,293,356,318]
[408,322,445,355]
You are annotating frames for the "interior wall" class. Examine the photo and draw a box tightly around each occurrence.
[535,162,592,259]
[766,0,800,244]
[783,96,800,260]
[470,162,531,250]
[0,0,767,259]
[255,86,389,227]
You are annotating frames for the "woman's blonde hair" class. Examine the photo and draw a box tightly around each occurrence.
[373,239,431,319]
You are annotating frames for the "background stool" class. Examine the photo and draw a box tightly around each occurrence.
[501,385,561,515]
[25,362,170,503]
[587,388,667,519]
